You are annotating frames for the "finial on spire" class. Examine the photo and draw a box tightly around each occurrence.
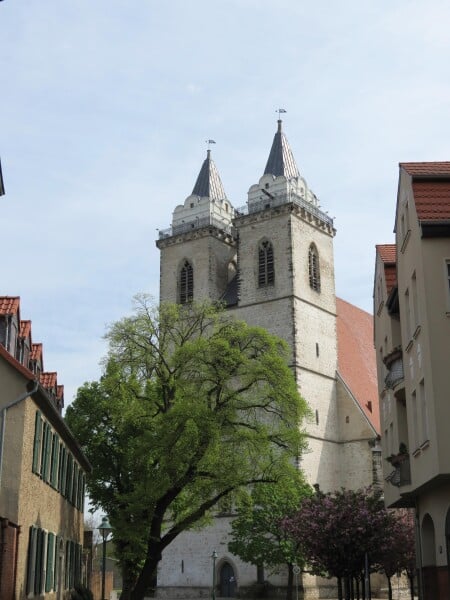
[275,109,286,132]
[205,139,216,157]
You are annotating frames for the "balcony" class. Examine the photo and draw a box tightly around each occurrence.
[384,357,404,390]
[385,454,411,487]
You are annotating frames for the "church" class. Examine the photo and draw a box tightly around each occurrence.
[155,120,380,599]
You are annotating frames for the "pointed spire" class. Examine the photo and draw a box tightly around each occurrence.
[192,149,227,200]
[263,119,300,179]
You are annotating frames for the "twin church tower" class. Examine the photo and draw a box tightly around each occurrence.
[155,120,379,597]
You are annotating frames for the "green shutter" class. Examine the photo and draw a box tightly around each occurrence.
[62,447,68,497]
[32,411,42,473]
[46,532,55,592]
[44,426,52,482]
[35,528,46,595]
[72,464,79,505]
[40,422,48,478]
[51,434,59,487]
[58,444,64,491]
[66,454,73,499]
[26,526,37,595]
[54,535,60,591]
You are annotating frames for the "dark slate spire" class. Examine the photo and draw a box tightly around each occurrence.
[192,149,227,199]
[263,120,300,179]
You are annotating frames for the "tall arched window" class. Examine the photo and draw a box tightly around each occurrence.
[179,260,193,304]
[308,244,321,292]
[258,240,274,287]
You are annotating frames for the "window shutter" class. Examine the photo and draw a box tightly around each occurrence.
[46,532,55,592]
[32,411,42,473]
[51,434,60,487]
[26,526,37,595]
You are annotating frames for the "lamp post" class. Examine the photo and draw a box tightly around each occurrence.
[211,550,218,600]
[98,515,112,600]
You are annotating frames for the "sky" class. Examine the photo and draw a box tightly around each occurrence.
[2,0,450,406]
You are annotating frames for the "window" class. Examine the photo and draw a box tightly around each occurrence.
[308,244,321,292]
[404,288,412,340]
[411,272,419,331]
[446,260,450,304]
[179,260,194,304]
[419,380,429,443]
[411,390,419,450]
[32,410,85,511]
[258,240,274,287]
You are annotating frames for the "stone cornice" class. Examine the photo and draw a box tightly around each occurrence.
[156,226,237,249]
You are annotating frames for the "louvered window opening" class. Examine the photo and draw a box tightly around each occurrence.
[180,261,194,304]
[309,245,321,292]
[258,241,275,287]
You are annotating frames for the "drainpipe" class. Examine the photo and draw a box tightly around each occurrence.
[0,379,39,487]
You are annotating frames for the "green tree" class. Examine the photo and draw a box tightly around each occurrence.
[229,475,312,600]
[65,297,308,600]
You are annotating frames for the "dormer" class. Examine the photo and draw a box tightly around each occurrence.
[0,296,21,355]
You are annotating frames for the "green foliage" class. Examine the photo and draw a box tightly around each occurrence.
[229,473,312,571]
[65,297,309,600]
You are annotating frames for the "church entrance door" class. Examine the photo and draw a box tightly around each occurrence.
[220,562,236,597]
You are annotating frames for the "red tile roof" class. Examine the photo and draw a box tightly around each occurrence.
[412,180,450,221]
[336,297,380,433]
[40,372,57,388]
[401,162,450,176]
[30,343,43,361]
[0,296,20,316]
[376,245,397,294]
[19,320,32,338]
[376,244,396,264]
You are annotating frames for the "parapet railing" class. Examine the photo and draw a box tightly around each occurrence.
[235,191,334,227]
[158,216,235,239]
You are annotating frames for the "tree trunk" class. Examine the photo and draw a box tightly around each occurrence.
[344,576,350,600]
[337,577,343,600]
[286,563,294,600]
[129,538,161,600]
[119,557,139,600]
[386,575,392,600]
[408,573,415,600]
[257,564,265,584]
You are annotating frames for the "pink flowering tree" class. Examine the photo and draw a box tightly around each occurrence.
[281,488,392,600]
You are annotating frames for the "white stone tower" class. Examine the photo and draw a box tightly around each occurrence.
[157,120,339,489]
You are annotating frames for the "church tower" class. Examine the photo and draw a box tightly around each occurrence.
[155,121,381,599]
[157,120,340,489]
[231,119,339,489]
[157,149,236,304]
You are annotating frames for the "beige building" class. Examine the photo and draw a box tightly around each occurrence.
[374,162,450,600]
[155,121,381,599]
[0,296,91,599]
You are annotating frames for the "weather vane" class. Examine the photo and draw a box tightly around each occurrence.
[205,139,216,147]
[276,108,287,118]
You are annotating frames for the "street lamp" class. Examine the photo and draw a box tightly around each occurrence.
[98,515,112,600]
[211,550,218,600]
